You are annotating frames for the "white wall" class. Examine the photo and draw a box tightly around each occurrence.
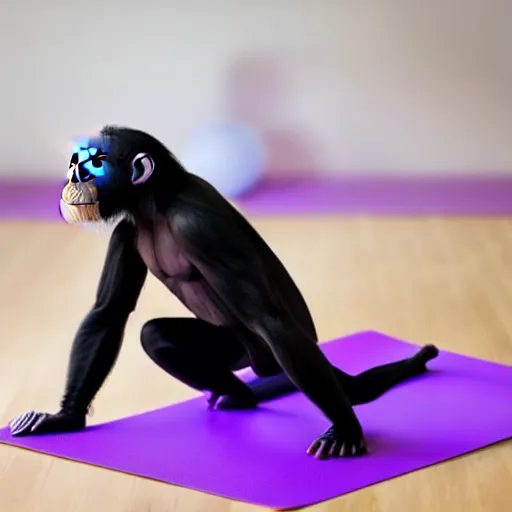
[1,0,511,179]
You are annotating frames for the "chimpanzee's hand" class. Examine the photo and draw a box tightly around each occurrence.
[9,410,85,437]
[307,421,367,459]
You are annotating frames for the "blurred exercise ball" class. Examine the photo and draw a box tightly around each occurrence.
[181,122,266,198]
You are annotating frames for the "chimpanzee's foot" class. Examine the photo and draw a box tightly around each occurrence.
[206,390,258,410]
[411,344,439,373]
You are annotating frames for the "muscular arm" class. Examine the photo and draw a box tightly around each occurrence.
[171,197,357,429]
[9,219,148,436]
[60,219,147,416]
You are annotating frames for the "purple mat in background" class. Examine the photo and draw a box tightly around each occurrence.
[240,175,512,215]
[1,176,512,218]
[1,331,511,509]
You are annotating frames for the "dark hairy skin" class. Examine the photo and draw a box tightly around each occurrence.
[9,126,439,458]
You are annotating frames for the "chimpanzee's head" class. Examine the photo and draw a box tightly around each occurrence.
[60,125,186,226]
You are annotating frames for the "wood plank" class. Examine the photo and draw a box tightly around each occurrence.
[1,216,511,511]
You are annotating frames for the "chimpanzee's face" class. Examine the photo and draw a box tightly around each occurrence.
[59,132,155,225]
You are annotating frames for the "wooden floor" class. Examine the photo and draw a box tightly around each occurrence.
[0,215,511,512]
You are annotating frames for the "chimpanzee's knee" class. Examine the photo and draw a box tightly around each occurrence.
[140,318,173,362]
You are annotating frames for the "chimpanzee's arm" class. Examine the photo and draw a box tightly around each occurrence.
[60,219,148,416]
[171,203,362,439]
[9,220,147,437]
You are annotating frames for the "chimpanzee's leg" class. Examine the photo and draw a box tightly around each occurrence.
[335,344,439,405]
[140,317,257,408]
[240,344,439,406]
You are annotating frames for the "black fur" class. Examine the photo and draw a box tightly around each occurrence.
[9,126,439,459]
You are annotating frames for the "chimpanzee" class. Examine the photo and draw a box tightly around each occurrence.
[9,126,438,459]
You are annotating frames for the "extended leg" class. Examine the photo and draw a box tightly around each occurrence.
[335,344,439,405]
[241,344,439,406]
[140,318,257,408]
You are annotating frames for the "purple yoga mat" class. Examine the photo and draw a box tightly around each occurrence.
[1,331,511,509]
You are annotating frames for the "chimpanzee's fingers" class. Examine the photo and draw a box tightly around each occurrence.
[328,438,342,458]
[207,393,220,410]
[306,439,322,456]
[30,413,48,433]
[10,411,40,436]
[316,439,333,459]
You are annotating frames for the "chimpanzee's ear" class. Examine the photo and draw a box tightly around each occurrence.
[131,153,155,185]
